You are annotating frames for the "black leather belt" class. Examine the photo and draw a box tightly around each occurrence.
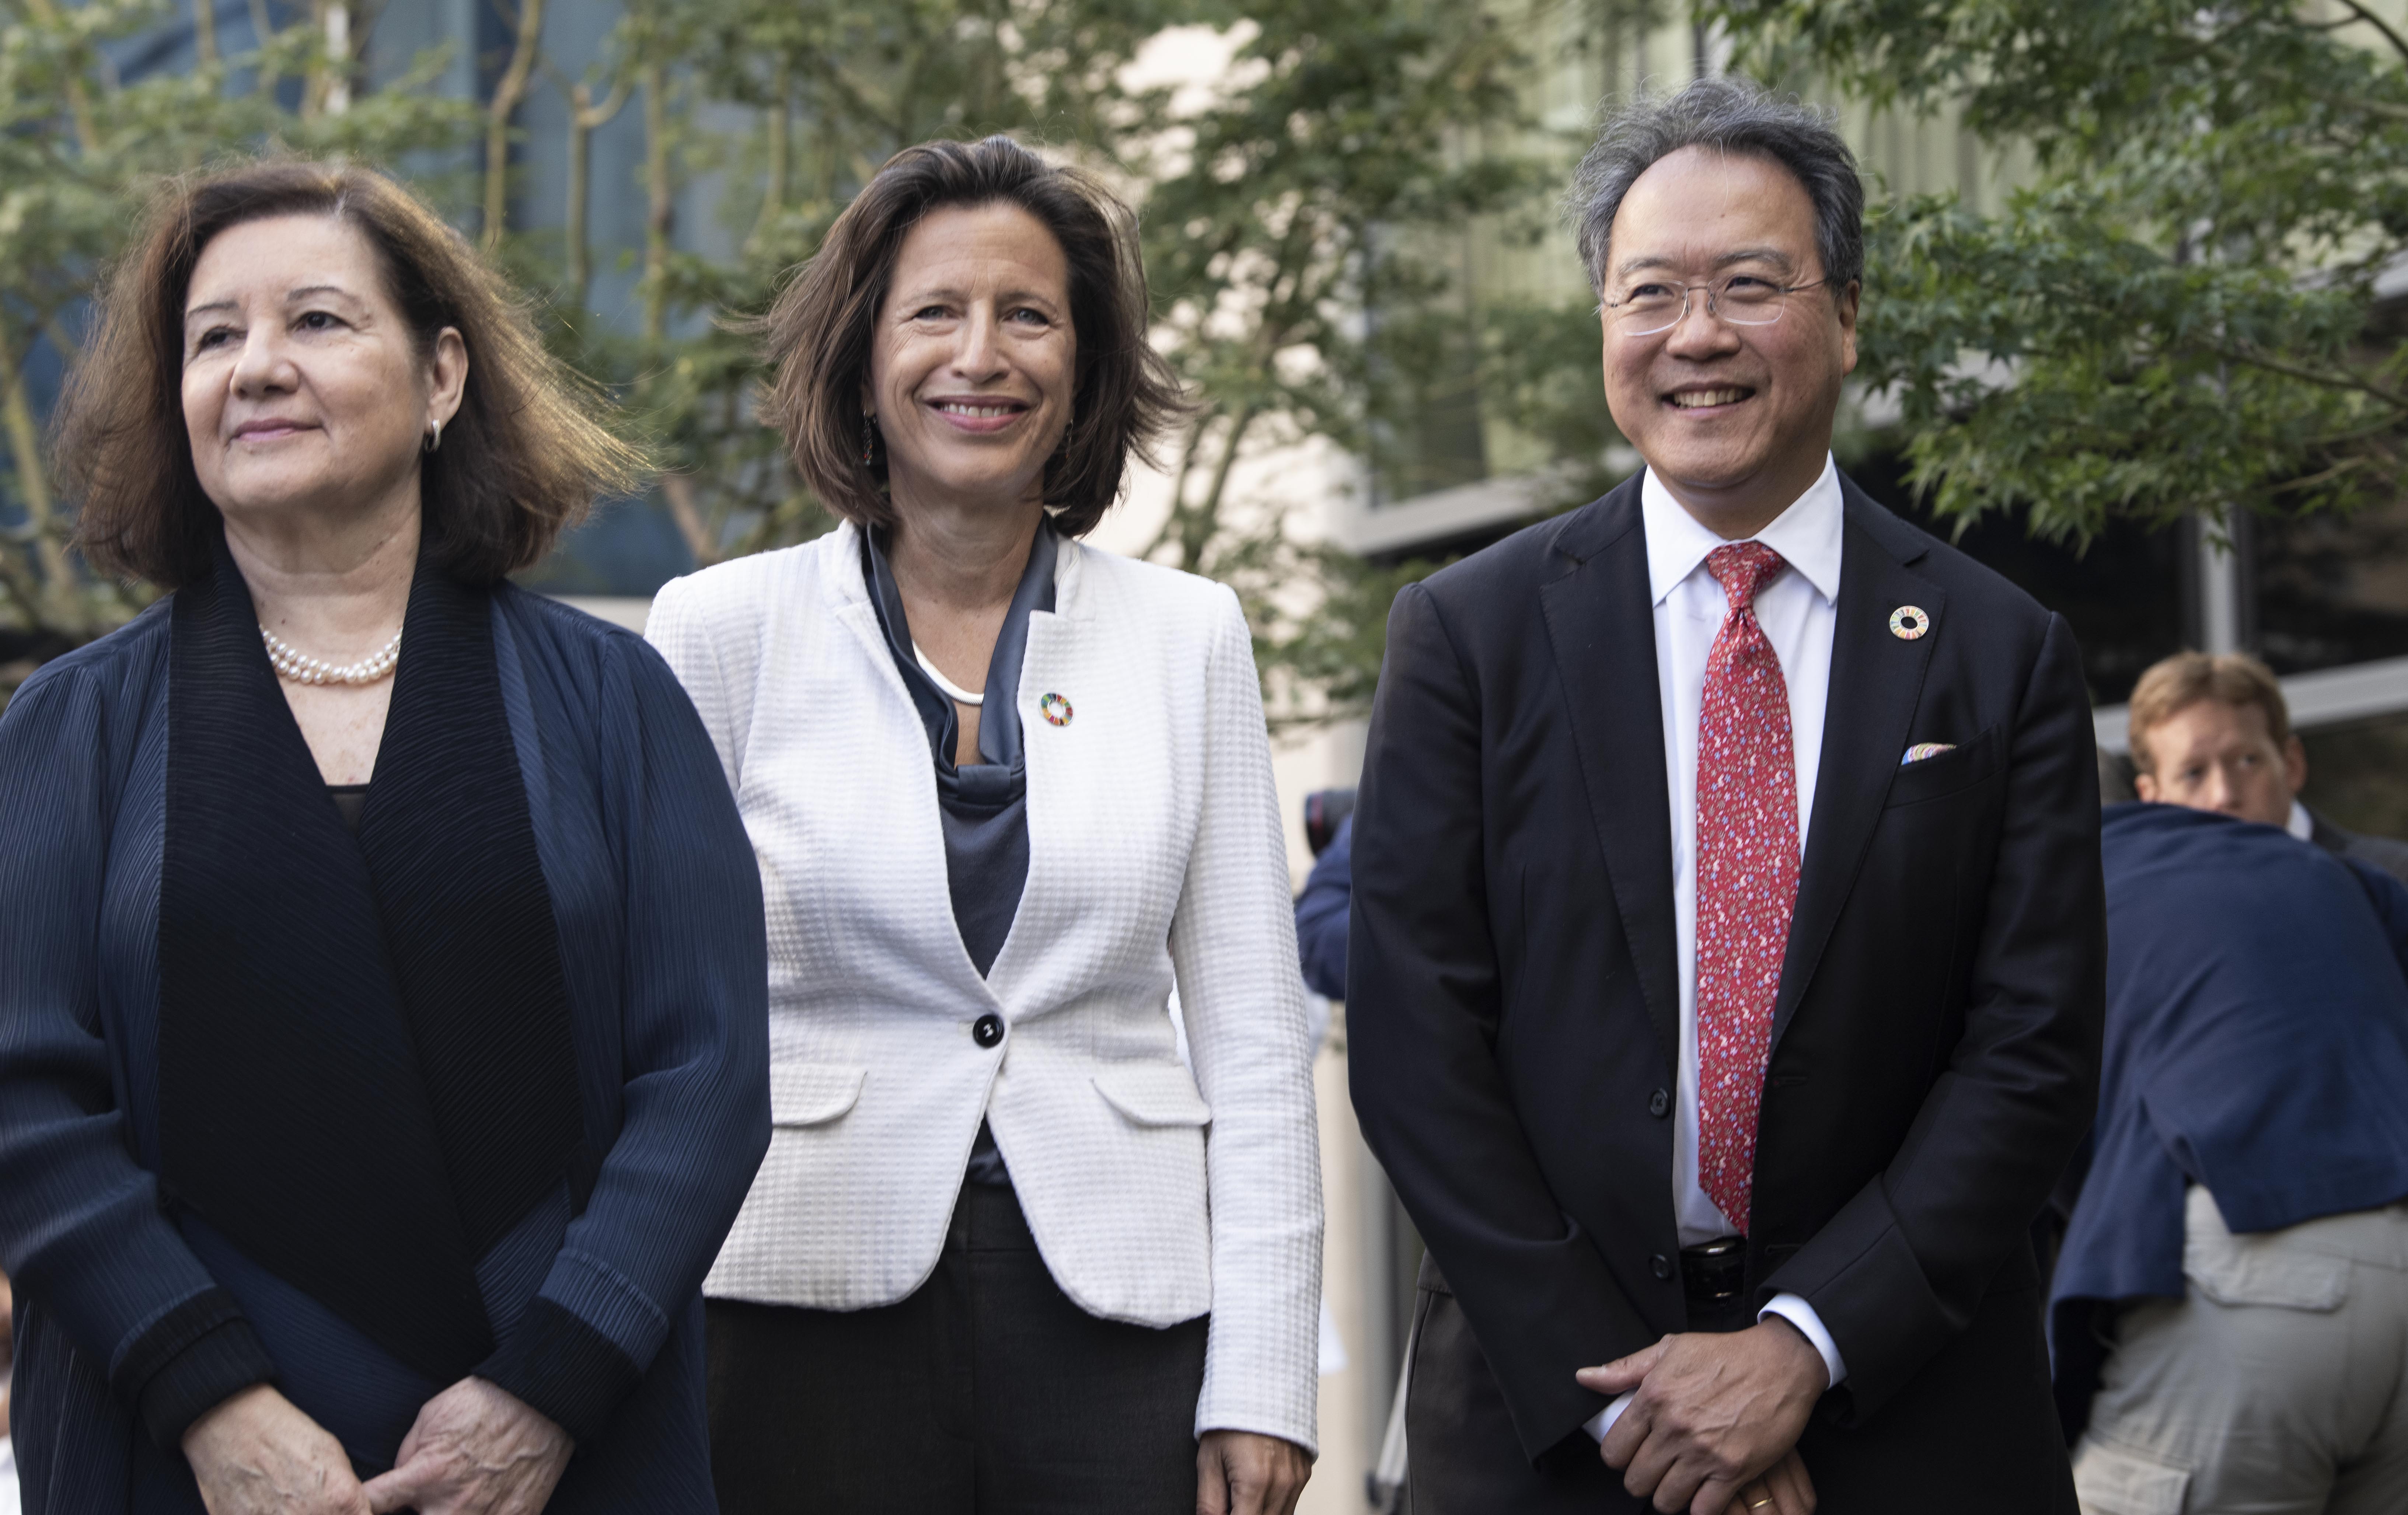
[1680,1236,1747,1304]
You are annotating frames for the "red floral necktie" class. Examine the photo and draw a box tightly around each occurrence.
[1695,541,1801,1237]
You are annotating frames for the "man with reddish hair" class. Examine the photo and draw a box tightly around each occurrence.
[2127,650,2408,884]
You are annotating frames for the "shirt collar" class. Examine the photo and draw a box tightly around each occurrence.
[1639,454,1844,608]
[2287,799,2315,843]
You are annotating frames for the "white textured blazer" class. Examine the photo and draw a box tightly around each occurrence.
[646,521,1323,1451]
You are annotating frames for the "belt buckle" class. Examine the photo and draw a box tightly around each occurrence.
[1679,1236,1746,1304]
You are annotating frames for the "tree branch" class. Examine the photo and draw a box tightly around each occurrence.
[2337,0,2408,68]
[2216,343,2408,411]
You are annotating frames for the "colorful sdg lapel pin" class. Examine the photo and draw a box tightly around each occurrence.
[1888,605,1931,640]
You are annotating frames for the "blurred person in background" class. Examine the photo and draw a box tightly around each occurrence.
[2052,654,2408,1514]
[1348,77,2104,1514]
[0,160,769,1514]
[2126,651,2408,885]
[647,135,1321,1515]
[1294,788,1355,1002]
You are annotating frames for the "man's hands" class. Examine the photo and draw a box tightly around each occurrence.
[358,1378,572,1515]
[1575,1319,1826,1515]
[184,1385,373,1515]
[1197,1428,1311,1515]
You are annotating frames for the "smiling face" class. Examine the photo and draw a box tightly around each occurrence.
[1599,146,1857,533]
[181,214,463,534]
[865,202,1076,521]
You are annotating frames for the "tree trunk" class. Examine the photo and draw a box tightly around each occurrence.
[24,0,99,150]
[1,330,82,633]
[481,0,547,252]
[565,71,631,311]
[643,60,672,343]
[661,475,718,566]
[748,60,790,251]
[567,81,594,306]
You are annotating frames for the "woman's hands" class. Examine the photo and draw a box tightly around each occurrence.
[1196,1429,1311,1515]
[183,1385,372,1515]
[359,1378,571,1515]
[181,1377,570,1515]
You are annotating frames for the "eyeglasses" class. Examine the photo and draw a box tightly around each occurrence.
[1602,275,1830,338]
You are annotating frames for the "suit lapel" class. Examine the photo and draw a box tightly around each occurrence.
[1540,478,1680,1072]
[1769,481,1943,1050]
[824,526,1007,1012]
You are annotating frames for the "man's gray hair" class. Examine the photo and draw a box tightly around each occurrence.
[1568,76,1864,299]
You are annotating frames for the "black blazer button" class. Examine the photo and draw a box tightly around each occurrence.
[1650,1253,1674,1281]
[972,1013,1004,1048]
[1648,1088,1671,1119]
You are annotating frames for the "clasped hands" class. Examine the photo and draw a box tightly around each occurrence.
[1576,1318,1826,1515]
[183,1378,570,1515]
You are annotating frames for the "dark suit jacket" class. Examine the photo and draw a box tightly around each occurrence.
[0,588,770,1513]
[1347,472,2105,1493]
[2311,805,2408,887]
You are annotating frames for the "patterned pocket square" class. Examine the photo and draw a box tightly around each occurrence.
[1902,742,1958,765]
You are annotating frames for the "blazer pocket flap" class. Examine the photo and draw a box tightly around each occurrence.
[770,1062,867,1128]
[1093,1066,1212,1127]
[2183,1239,2349,1311]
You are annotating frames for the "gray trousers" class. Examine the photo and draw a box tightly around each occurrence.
[2074,1187,2408,1515]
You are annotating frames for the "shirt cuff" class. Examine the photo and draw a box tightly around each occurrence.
[1758,1293,1846,1389]
[1584,1390,1636,1443]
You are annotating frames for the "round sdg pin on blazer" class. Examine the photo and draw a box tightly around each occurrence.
[1888,605,1932,641]
[1038,692,1073,727]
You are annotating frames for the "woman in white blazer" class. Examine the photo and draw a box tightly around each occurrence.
[646,136,1321,1515]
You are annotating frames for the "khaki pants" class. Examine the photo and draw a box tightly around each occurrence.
[2073,1186,2408,1515]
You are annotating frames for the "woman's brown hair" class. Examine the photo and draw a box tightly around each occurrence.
[56,158,646,588]
[757,135,1185,537]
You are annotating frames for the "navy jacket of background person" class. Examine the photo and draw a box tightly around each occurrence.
[0,586,770,1512]
[1346,470,2106,1506]
[1295,813,1353,1001]
[2051,802,2408,1432]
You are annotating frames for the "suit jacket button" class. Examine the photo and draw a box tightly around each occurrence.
[973,1013,1004,1048]
[1650,1253,1674,1281]
[1648,1088,1671,1119]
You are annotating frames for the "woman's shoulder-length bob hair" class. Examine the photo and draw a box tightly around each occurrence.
[57,157,645,589]
[758,135,1185,538]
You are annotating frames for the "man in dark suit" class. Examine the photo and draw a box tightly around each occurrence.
[2124,649,2408,887]
[1346,76,2105,1515]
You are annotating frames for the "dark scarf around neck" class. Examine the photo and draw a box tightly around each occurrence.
[158,532,585,1382]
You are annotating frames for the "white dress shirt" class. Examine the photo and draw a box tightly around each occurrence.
[2288,799,2316,843]
[1589,457,1850,1442]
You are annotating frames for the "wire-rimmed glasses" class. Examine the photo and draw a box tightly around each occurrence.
[1602,275,1829,338]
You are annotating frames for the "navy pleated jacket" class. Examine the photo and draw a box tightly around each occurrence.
[0,586,770,1512]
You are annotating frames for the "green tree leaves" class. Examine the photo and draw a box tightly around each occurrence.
[1719,0,2408,540]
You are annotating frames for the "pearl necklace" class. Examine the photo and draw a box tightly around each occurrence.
[260,623,404,686]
